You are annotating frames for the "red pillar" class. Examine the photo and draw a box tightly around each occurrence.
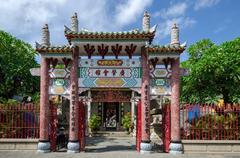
[169,58,183,154]
[38,57,50,152]
[140,48,152,153]
[67,46,80,153]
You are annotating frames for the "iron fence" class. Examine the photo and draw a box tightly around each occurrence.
[181,103,239,140]
[0,103,40,138]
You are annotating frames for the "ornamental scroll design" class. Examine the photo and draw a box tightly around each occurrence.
[97,44,109,59]
[82,44,137,59]
[111,44,122,59]
[125,44,137,59]
[84,44,95,59]
[91,90,131,102]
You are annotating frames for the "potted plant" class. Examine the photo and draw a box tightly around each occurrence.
[122,112,132,134]
[89,114,101,133]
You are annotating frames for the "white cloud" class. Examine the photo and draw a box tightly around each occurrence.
[153,2,188,19]
[115,0,153,26]
[0,0,69,44]
[0,0,152,45]
[164,2,188,18]
[153,2,196,42]
[194,0,221,10]
[157,17,196,40]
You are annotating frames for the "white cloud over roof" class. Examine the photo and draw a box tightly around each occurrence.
[153,2,196,41]
[194,0,221,10]
[115,0,153,26]
[0,0,153,45]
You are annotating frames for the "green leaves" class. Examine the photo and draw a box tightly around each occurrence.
[0,31,39,102]
[122,112,132,132]
[181,38,240,103]
[89,114,101,132]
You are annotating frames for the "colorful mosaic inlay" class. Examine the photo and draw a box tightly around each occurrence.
[150,79,171,95]
[49,68,70,95]
[79,59,142,88]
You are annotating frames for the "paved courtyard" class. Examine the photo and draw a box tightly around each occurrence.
[0,136,239,158]
[0,150,239,158]
[85,136,136,152]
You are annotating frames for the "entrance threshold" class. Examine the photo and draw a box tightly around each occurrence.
[91,131,131,137]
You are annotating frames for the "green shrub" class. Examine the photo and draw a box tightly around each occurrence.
[89,114,101,132]
[122,112,132,133]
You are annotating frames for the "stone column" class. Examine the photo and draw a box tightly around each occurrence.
[140,47,152,154]
[67,46,80,153]
[169,58,183,154]
[37,57,50,153]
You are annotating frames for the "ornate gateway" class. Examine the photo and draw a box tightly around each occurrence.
[35,11,186,154]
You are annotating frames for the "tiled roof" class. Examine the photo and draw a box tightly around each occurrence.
[147,44,186,53]
[64,25,157,41]
[36,42,73,53]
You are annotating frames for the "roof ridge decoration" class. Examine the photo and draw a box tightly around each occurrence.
[142,11,150,32]
[146,43,187,54]
[41,24,50,47]
[71,12,78,32]
[64,11,156,42]
[150,24,158,33]
[64,29,156,42]
[64,25,72,34]
[64,28,156,34]
[36,42,74,53]
[171,23,180,46]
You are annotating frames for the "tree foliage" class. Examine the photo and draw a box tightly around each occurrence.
[0,31,39,102]
[181,38,240,103]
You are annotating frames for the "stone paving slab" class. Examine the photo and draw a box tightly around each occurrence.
[0,151,240,158]
[0,137,239,158]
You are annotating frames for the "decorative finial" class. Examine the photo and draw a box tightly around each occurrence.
[171,23,180,46]
[71,12,78,32]
[41,24,50,47]
[142,11,150,32]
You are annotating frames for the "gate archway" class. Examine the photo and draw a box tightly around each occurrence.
[36,11,185,154]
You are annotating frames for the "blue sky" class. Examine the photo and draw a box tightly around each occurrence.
[0,0,239,61]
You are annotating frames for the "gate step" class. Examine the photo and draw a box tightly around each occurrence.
[91,131,132,137]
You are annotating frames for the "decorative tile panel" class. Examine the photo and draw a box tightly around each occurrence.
[79,59,142,88]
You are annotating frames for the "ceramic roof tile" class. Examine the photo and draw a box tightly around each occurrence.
[64,27,156,41]
[147,44,186,53]
[36,42,74,53]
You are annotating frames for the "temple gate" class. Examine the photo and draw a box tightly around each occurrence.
[36,11,186,154]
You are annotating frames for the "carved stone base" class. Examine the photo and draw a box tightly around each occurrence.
[67,141,80,153]
[37,141,50,153]
[169,141,183,154]
[140,142,152,154]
